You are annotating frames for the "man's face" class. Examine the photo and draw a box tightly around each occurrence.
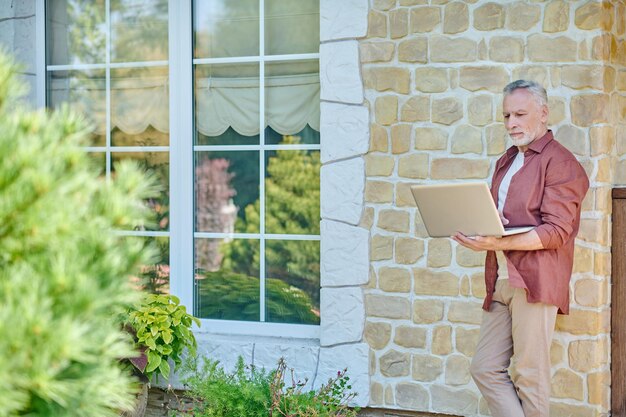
[502,89,548,148]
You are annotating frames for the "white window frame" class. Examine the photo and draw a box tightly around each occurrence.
[37,0,321,339]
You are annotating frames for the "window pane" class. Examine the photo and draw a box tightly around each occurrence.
[111,0,168,62]
[47,69,106,146]
[265,0,319,55]
[112,152,170,231]
[195,238,260,321]
[46,0,106,65]
[128,236,170,294]
[194,151,259,234]
[265,240,320,325]
[264,149,320,235]
[195,63,260,142]
[111,66,169,146]
[194,0,259,58]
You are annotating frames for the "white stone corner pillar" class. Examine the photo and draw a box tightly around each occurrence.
[318,0,370,408]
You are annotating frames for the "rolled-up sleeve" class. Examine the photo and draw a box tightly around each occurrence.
[535,160,589,250]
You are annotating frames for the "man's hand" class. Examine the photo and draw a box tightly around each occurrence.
[499,211,509,226]
[452,232,502,252]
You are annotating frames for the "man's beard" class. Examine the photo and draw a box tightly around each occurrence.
[509,132,535,147]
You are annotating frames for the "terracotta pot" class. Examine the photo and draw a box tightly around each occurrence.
[120,383,149,417]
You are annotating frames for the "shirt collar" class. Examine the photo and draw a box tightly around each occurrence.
[505,130,553,157]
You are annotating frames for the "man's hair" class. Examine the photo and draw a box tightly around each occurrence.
[503,79,548,107]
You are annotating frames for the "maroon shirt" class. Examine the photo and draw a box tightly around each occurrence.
[483,131,589,314]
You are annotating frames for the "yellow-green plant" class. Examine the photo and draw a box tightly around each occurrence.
[128,294,200,381]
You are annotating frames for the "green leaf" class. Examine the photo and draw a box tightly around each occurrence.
[146,351,162,373]
[158,359,170,378]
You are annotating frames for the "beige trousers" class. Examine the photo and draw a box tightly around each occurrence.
[470,279,558,417]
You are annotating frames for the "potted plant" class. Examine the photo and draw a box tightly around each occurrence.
[122,293,200,416]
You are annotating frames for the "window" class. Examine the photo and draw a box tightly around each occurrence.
[45,0,320,333]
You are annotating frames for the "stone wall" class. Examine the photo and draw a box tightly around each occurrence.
[360,0,624,416]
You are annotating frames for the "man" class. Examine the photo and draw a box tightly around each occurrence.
[452,80,589,417]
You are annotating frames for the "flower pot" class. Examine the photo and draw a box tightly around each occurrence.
[120,383,149,417]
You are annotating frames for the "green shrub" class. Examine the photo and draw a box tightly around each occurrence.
[180,356,358,417]
[128,294,200,382]
[0,51,157,416]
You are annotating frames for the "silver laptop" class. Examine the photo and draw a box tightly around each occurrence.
[410,182,534,238]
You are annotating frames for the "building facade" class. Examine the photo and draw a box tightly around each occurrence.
[2,1,624,416]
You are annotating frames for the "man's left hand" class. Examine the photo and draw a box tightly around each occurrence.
[452,232,502,252]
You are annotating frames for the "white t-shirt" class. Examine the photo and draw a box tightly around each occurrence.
[496,151,524,279]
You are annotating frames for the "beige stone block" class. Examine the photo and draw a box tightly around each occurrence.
[581,159,594,181]
[410,7,441,33]
[427,239,453,268]
[380,350,410,377]
[379,267,412,293]
[448,301,483,324]
[618,2,626,36]
[414,68,448,93]
[398,38,428,63]
[578,217,610,246]
[370,381,383,405]
[375,95,398,126]
[384,384,394,406]
[549,403,601,417]
[400,0,427,4]
[433,325,452,355]
[575,278,608,308]
[471,273,486,299]
[543,0,569,33]
[395,382,429,410]
[591,34,614,62]
[555,125,587,157]
[395,182,417,208]
[394,325,427,348]
[391,124,412,154]
[415,127,448,150]
[548,97,566,126]
[489,37,524,63]
[486,124,507,155]
[431,158,490,179]
[365,181,393,204]
[390,8,409,39]
[414,210,429,238]
[551,368,584,400]
[398,154,428,179]
[579,39,590,61]
[366,294,411,319]
[365,67,411,94]
[414,268,458,296]
[618,70,626,91]
[412,354,443,382]
[460,66,509,93]
[368,10,387,38]
[595,251,610,277]
[571,94,610,127]
[595,157,612,183]
[456,327,480,357]
[528,34,577,62]
[551,340,565,366]
[400,96,429,122]
[575,1,613,31]
[561,65,609,91]
[360,42,395,63]
[614,94,626,124]
[456,245,485,267]
[445,354,471,385]
[373,0,395,11]
[430,36,477,63]
[371,234,393,262]
[413,299,444,324]
[365,154,395,176]
[568,337,609,372]
[468,95,492,127]
[555,309,610,336]
[460,275,470,297]
[478,39,488,61]
[573,245,593,274]
[444,2,469,34]
[370,124,388,153]
[595,187,611,213]
[451,125,483,154]
[378,209,410,233]
[364,321,392,350]
[506,2,540,31]
[432,97,463,125]
[360,207,375,230]
[588,371,610,407]
[590,127,614,157]
[431,385,480,414]
[395,237,425,264]
[512,66,549,88]
[473,3,505,31]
